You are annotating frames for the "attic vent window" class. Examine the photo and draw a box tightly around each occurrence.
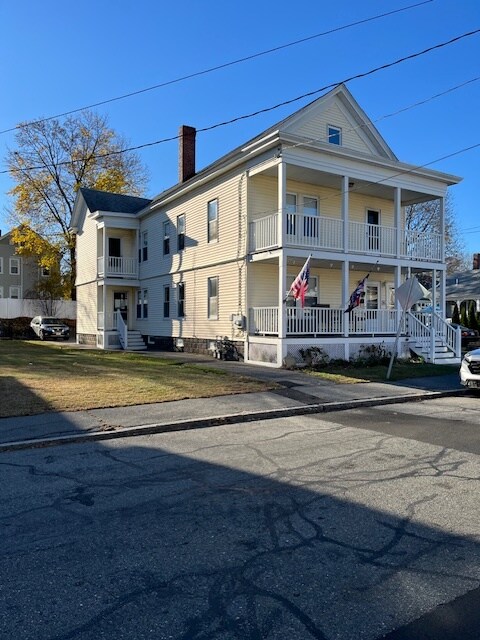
[327,125,342,146]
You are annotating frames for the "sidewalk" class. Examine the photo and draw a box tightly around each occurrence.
[0,350,465,452]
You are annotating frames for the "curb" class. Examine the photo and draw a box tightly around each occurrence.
[0,388,465,453]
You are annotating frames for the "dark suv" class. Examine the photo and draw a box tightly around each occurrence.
[30,316,70,341]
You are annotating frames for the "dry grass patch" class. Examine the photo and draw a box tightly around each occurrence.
[0,341,274,418]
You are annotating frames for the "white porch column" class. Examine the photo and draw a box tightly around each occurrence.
[278,252,287,365]
[342,260,349,339]
[394,186,401,258]
[439,196,445,264]
[342,176,349,253]
[278,161,286,248]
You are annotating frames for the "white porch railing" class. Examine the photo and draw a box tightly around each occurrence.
[402,230,442,261]
[249,307,400,336]
[248,212,442,261]
[97,256,138,278]
[249,214,278,251]
[285,213,344,250]
[349,221,396,256]
[97,312,118,331]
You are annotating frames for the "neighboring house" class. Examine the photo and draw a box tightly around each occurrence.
[0,228,50,301]
[71,84,462,366]
[445,265,480,316]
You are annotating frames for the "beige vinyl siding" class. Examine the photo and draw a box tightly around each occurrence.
[292,102,375,156]
[76,209,99,285]
[248,175,277,221]
[139,261,244,340]
[140,167,247,281]
[348,193,395,226]
[76,282,98,334]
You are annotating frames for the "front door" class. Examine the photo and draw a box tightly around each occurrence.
[364,282,379,310]
[114,292,128,322]
[367,209,380,251]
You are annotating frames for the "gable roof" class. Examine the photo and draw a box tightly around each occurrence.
[146,84,421,211]
[446,270,480,299]
[79,188,151,214]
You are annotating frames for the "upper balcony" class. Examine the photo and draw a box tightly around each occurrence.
[97,256,138,279]
[248,211,442,262]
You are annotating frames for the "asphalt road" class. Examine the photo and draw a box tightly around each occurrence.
[1,395,480,639]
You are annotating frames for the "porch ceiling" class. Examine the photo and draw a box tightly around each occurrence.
[259,164,434,205]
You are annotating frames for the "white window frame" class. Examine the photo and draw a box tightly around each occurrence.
[286,274,318,307]
[207,199,218,243]
[327,125,342,145]
[207,276,218,319]
[9,286,21,299]
[177,214,185,252]
[9,257,20,275]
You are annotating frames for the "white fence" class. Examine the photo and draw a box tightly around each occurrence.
[0,298,76,319]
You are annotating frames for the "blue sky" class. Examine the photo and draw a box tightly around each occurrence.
[1,0,479,257]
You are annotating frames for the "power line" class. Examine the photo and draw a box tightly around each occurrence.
[0,0,435,135]
[3,26,479,176]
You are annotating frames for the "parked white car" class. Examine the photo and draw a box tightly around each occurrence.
[460,348,480,388]
[30,316,70,341]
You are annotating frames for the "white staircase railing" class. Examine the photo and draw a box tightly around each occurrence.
[116,310,128,349]
[407,311,461,363]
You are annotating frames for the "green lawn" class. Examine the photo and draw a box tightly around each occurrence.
[303,360,459,384]
[0,341,274,418]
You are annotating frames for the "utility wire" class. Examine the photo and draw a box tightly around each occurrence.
[3,26,479,176]
[0,0,434,136]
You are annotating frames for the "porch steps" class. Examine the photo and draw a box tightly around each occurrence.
[408,339,461,366]
[125,330,147,351]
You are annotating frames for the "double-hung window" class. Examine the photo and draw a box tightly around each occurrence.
[303,196,318,236]
[163,286,170,318]
[137,290,148,319]
[10,257,20,275]
[286,193,297,235]
[9,286,20,299]
[142,232,148,262]
[163,221,170,255]
[177,214,185,252]
[178,282,185,317]
[207,199,218,243]
[207,277,218,319]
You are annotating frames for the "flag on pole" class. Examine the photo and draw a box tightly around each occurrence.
[345,274,369,313]
[287,255,311,308]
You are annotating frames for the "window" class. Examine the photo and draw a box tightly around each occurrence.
[9,286,20,299]
[286,275,318,307]
[10,257,20,275]
[142,231,148,262]
[207,199,218,243]
[178,282,185,317]
[177,214,185,251]
[327,125,342,145]
[302,196,318,236]
[286,193,297,235]
[136,289,148,319]
[163,285,170,318]
[163,221,170,255]
[208,276,218,319]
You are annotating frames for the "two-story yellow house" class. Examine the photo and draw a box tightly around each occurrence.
[72,84,462,366]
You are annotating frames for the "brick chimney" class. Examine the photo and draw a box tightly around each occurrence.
[178,125,196,183]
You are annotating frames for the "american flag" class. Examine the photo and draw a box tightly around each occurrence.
[345,275,369,313]
[289,255,311,308]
